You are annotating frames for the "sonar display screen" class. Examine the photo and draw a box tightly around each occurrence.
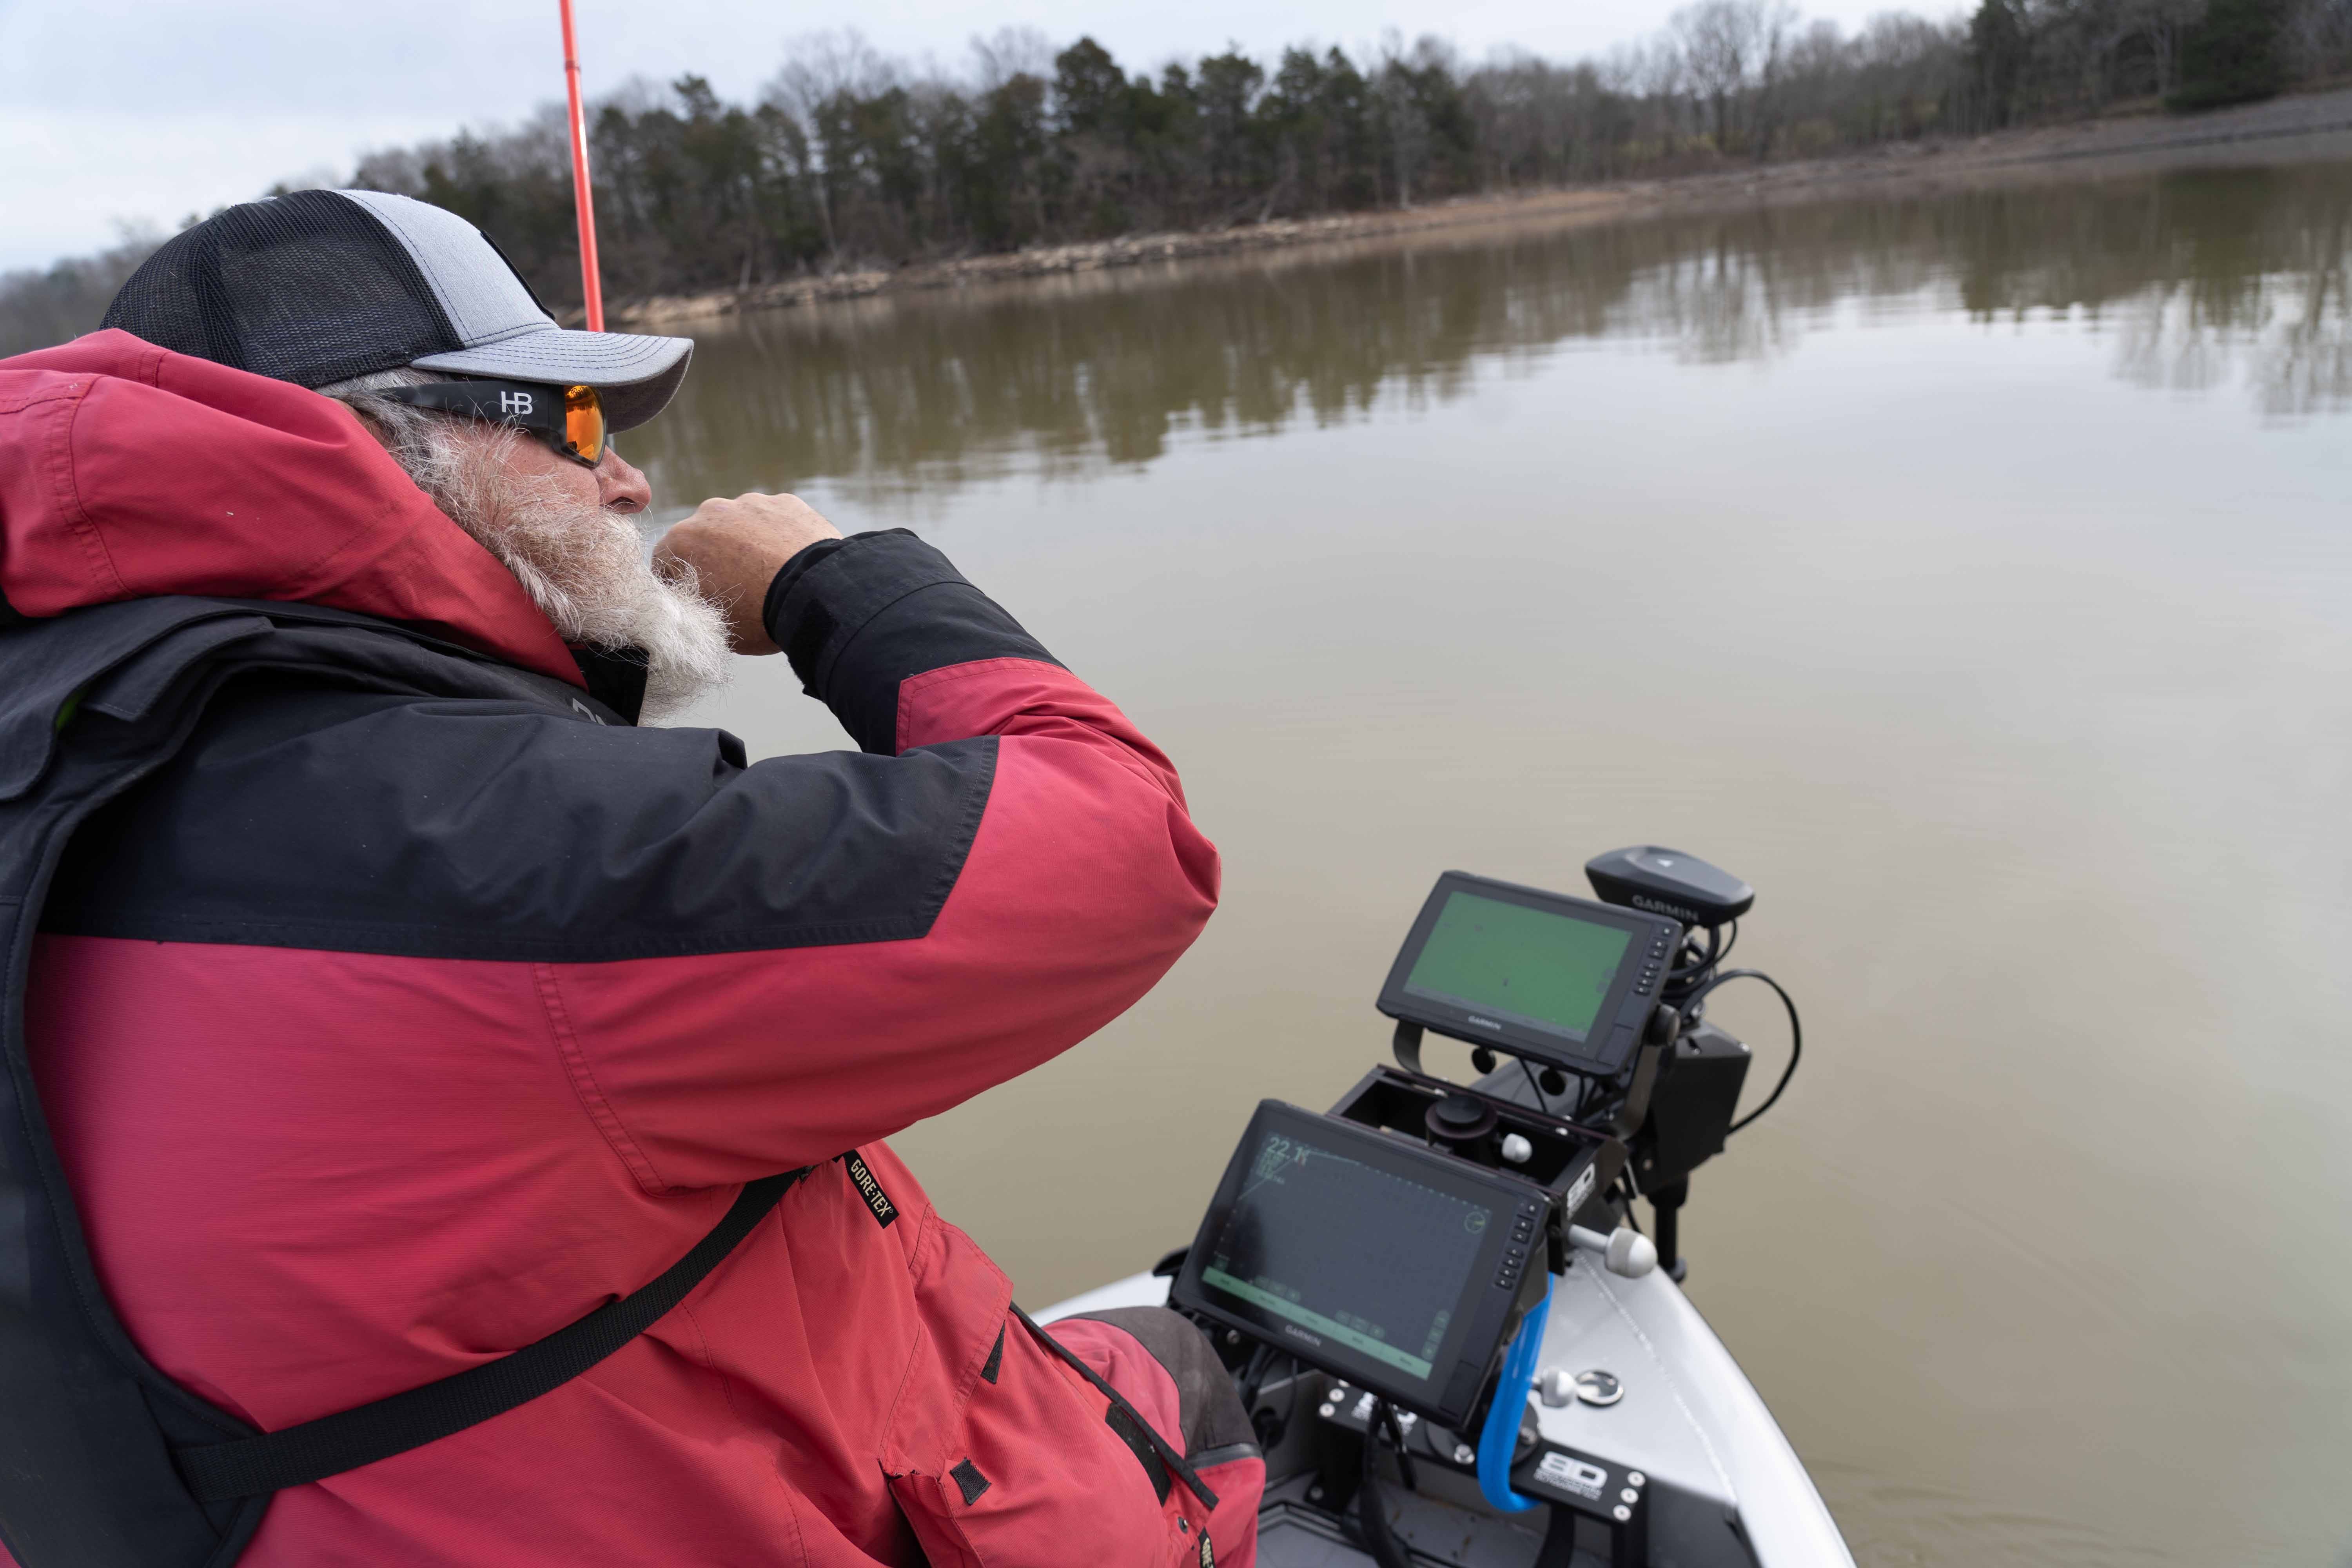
[1199,1132,1492,1383]
[1402,891,1633,1044]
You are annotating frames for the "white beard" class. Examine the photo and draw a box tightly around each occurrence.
[412,425,732,724]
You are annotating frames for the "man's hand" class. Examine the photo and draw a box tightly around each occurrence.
[654,493,844,655]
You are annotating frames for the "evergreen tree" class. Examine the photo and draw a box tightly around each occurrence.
[1965,0,2028,128]
[2170,0,2289,110]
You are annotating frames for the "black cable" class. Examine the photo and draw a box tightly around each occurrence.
[1612,1172,1644,1232]
[1533,1502,1581,1568]
[1670,921,1722,979]
[1517,1057,1550,1114]
[1676,967,1802,1134]
[1379,1401,1419,1493]
[1249,1350,1305,1451]
[1235,1342,1274,1415]
[1355,1398,1418,1568]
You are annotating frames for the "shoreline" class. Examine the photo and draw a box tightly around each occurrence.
[609,191,1638,329]
[608,83,2352,332]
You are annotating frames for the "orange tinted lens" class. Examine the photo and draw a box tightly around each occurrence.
[563,385,604,463]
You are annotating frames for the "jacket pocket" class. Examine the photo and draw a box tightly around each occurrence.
[882,1219,1203,1568]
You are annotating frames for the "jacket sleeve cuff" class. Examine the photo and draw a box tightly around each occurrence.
[761,528,1060,754]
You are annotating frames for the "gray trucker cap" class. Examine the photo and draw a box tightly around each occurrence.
[102,188,691,432]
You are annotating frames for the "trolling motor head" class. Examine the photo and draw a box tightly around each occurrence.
[1583,846,1753,929]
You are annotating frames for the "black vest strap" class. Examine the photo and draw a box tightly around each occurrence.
[172,1168,807,1503]
[1009,1304,1219,1512]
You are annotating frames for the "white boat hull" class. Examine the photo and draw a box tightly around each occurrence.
[1040,1258,1851,1568]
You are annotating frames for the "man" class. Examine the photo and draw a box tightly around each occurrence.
[0,190,1261,1566]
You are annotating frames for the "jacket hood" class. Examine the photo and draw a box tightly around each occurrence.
[0,330,581,686]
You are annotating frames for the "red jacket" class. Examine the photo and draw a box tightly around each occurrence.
[0,333,1225,1565]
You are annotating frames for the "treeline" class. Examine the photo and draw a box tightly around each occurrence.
[7,0,2352,355]
[334,11,1990,303]
[1968,0,2352,121]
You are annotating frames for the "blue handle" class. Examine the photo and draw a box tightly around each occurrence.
[1474,1272,1554,1512]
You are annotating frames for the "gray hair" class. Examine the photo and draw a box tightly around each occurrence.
[317,365,608,644]
[317,367,523,547]
[316,367,732,721]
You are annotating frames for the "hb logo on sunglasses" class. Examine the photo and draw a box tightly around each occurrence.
[500,390,535,415]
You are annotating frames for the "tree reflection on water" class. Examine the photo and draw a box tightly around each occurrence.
[632,161,2352,507]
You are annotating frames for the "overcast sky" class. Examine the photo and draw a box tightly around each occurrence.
[1,0,1925,274]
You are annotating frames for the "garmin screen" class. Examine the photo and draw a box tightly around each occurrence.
[1198,1131,1491,1383]
[1402,891,1632,1043]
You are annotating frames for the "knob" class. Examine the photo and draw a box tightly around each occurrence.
[1567,1225,1658,1279]
[1425,1093,1498,1149]
[1499,1133,1533,1164]
[1536,1368,1575,1407]
[1608,1229,1657,1277]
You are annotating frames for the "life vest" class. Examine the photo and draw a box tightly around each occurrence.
[0,594,821,1565]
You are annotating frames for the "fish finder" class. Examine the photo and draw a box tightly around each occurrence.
[1170,1100,1557,1431]
[1165,852,1797,1563]
[1377,871,1683,1080]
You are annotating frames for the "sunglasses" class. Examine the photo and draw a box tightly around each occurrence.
[374,378,608,467]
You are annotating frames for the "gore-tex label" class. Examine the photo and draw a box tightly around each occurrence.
[841,1152,898,1228]
[1533,1451,1608,1500]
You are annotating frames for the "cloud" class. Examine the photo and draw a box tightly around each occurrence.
[0,107,465,272]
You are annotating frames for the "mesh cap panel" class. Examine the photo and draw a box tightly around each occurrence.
[101,188,693,427]
[103,190,462,388]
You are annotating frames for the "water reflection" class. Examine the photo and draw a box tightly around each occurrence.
[630,162,2352,509]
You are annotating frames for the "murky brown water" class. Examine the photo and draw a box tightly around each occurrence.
[632,163,2352,1568]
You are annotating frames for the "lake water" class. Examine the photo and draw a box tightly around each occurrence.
[632,162,2352,1568]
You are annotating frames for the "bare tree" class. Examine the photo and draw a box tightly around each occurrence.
[1675,0,1756,148]
[968,27,1058,92]
[763,31,897,261]
[1372,31,1430,206]
[765,30,893,117]
[1671,0,1798,152]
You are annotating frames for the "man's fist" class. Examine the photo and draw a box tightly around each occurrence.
[654,493,844,655]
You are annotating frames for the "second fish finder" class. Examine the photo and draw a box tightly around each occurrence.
[1377,871,1682,1080]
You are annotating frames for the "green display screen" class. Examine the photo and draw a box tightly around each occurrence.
[1403,891,1631,1041]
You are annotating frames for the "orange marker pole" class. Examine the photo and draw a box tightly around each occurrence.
[559,0,605,330]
